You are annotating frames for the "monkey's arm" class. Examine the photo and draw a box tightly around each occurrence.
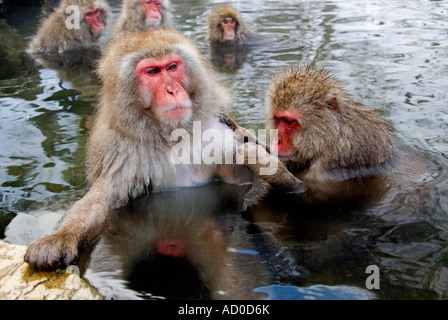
[218,113,270,152]
[240,143,306,193]
[219,113,304,193]
[24,182,118,269]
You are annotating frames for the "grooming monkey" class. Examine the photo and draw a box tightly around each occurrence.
[24,29,303,269]
[244,65,430,201]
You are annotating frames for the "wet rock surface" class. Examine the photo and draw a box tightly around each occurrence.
[0,240,102,300]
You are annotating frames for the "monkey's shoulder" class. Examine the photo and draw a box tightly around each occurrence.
[387,141,437,185]
[297,141,435,201]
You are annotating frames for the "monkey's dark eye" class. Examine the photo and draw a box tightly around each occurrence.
[86,12,92,17]
[222,18,236,25]
[94,9,100,15]
[147,68,160,75]
[167,64,177,71]
[279,117,299,129]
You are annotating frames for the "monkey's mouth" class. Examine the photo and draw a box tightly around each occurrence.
[277,151,295,159]
[161,105,191,121]
[271,143,295,159]
[146,15,161,25]
[223,34,235,41]
[91,22,103,35]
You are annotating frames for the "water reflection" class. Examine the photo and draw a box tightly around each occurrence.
[82,183,270,300]
[27,49,102,100]
[1,0,447,300]
[0,19,26,80]
[210,45,252,73]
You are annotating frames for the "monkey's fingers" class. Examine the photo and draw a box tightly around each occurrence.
[218,113,238,130]
[219,113,270,152]
[239,143,306,193]
[24,233,79,270]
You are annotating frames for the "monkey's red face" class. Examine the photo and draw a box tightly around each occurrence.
[272,110,302,159]
[137,54,192,121]
[141,0,162,25]
[220,17,236,40]
[83,8,103,35]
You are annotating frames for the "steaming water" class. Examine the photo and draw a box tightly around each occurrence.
[1,0,447,299]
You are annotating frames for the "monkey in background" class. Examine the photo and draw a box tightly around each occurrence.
[244,65,433,202]
[24,29,303,270]
[207,4,263,46]
[113,0,173,37]
[27,0,110,54]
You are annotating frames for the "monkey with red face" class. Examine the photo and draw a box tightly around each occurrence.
[208,4,262,46]
[113,0,173,37]
[27,0,110,54]
[245,65,431,201]
[24,29,303,270]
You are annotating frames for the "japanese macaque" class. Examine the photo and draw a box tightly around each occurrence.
[27,0,110,54]
[113,0,173,37]
[208,4,262,46]
[254,65,431,199]
[24,29,302,269]
[241,66,436,288]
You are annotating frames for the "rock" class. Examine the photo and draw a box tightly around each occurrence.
[0,240,102,300]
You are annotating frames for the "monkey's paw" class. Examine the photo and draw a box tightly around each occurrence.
[239,143,306,193]
[24,233,79,270]
[218,113,238,130]
[238,143,278,171]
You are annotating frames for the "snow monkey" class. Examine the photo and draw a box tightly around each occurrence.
[24,29,303,269]
[27,0,110,54]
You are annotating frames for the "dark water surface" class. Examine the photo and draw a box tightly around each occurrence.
[1,0,447,300]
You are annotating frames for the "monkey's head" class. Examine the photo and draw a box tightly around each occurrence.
[60,0,110,38]
[125,0,171,28]
[266,65,393,172]
[208,4,248,45]
[97,29,231,137]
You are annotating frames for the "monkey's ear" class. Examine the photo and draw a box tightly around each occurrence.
[326,97,339,112]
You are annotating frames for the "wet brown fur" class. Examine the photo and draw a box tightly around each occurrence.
[208,4,255,45]
[24,30,303,269]
[266,65,395,180]
[113,0,173,38]
[27,0,110,54]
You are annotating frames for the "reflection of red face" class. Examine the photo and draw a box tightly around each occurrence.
[272,110,302,158]
[220,17,236,40]
[155,238,188,258]
[141,0,162,24]
[83,7,103,34]
[136,54,192,121]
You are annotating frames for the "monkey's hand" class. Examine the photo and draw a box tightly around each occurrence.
[219,113,270,152]
[24,232,79,270]
[239,142,306,193]
[218,113,238,130]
